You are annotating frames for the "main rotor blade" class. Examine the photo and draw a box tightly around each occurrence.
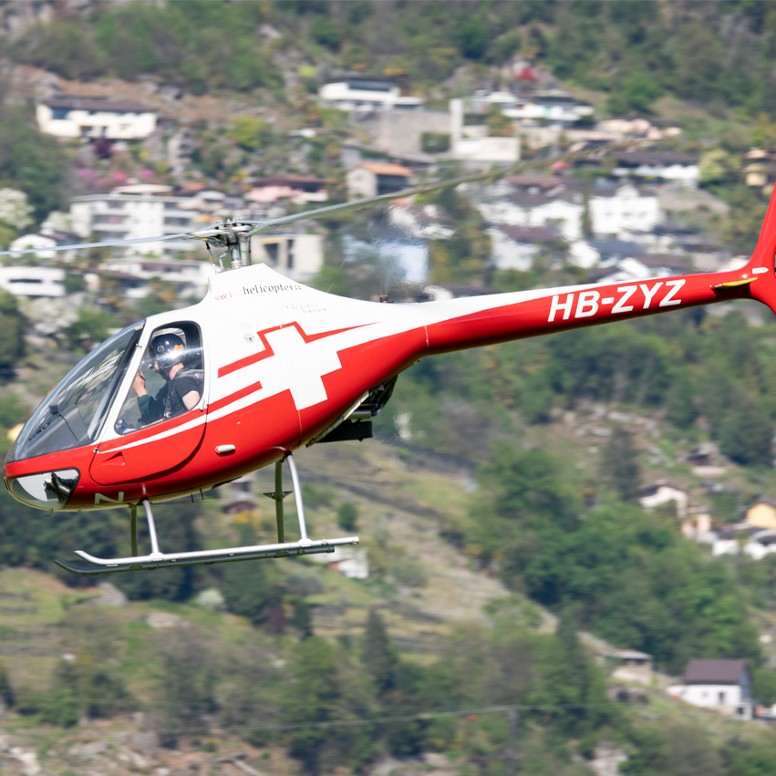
[243,161,528,235]
[0,232,195,257]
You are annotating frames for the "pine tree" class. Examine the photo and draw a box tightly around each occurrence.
[598,425,641,502]
[361,609,398,697]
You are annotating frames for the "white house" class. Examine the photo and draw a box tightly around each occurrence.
[638,482,689,519]
[478,192,583,241]
[511,91,594,125]
[310,546,369,579]
[70,184,205,259]
[96,257,214,299]
[743,530,776,560]
[589,184,662,238]
[567,239,600,269]
[478,182,662,243]
[467,89,594,126]
[614,150,699,187]
[0,266,65,298]
[8,234,60,261]
[319,76,423,113]
[488,224,561,272]
[449,98,521,164]
[36,94,157,140]
[668,659,753,719]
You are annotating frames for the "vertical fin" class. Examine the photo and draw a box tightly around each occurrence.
[746,184,776,315]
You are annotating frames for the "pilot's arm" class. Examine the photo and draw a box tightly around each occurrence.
[132,370,148,398]
[181,389,200,410]
[132,370,163,422]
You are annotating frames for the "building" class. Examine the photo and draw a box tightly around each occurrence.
[319,76,424,113]
[9,234,60,261]
[247,175,329,205]
[251,233,324,283]
[0,267,65,299]
[346,162,413,199]
[36,94,157,140]
[449,98,521,164]
[487,224,561,272]
[480,89,595,126]
[93,256,214,299]
[605,649,653,686]
[744,530,776,559]
[613,150,699,187]
[589,184,662,237]
[478,190,584,242]
[70,184,206,259]
[744,499,776,531]
[668,659,753,719]
[638,482,689,519]
[310,546,369,579]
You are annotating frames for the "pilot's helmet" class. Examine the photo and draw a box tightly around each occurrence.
[150,332,186,370]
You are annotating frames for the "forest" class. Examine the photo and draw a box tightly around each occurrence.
[6,0,776,120]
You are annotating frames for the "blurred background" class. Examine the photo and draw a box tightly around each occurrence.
[3,1,776,774]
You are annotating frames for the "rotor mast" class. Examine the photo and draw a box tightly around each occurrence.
[195,220,254,271]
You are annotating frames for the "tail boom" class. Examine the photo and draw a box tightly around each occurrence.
[423,268,747,355]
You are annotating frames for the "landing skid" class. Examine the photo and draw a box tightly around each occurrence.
[55,454,359,575]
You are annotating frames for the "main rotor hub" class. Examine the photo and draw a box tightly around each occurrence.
[193,220,254,270]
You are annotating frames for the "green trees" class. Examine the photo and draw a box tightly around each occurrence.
[0,662,14,711]
[467,436,761,675]
[0,109,68,222]
[0,289,25,369]
[4,0,776,123]
[718,396,774,466]
[279,637,377,774]
[150,629,218,747]
[336,501,359,532]
[14,3,281,95]
[529,608,613,740]
[607,72,663,115]
[362,609,399,696]
[598,425,642,503]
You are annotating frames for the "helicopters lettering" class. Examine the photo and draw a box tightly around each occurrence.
[5,169,776,575]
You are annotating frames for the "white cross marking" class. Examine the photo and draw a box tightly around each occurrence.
[256,326,343,410]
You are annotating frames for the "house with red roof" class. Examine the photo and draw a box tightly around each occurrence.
[346,162,413,199]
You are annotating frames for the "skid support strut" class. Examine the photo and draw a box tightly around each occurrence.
[54,453,359,575]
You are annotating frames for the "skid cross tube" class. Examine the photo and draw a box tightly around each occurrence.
[54,453,358,575]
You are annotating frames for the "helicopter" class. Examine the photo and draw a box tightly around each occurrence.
[5,167,776,575]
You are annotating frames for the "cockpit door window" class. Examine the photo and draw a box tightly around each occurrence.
[90,321,206,487]
[114,322,204,434]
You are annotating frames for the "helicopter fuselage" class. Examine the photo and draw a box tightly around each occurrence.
[4,238,776,518]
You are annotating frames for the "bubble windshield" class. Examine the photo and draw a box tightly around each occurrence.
[7,322,144,462]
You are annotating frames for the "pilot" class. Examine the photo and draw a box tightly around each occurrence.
[132,332,202,423]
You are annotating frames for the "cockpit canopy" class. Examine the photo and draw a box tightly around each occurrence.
[7,320,204,463]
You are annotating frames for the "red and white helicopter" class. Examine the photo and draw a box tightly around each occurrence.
[5,170,776,575]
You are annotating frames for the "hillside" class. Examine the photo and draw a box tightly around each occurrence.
[5,2,776,773]
[3,422,776,776]
[0,437,515,776]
